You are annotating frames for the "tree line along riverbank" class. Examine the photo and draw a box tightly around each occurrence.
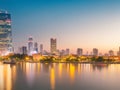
[0,54,120,64]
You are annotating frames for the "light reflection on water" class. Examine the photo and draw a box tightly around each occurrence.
[0,64,16,90]
[50,66,55,90]
[1,63,120,90]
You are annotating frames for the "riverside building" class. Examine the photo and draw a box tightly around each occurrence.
[0,10,13,55]
[50,38,57,54]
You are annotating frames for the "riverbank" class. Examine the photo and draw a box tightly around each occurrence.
[40,60,120,64]
[1,60,120,64]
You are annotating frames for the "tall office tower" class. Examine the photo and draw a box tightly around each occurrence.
[109,50,114,56]
[21,46,27,54]
[28,36,33,55]
[66,48,70,55]
[0,10,13,56]
[50,38,57,54]
[34,42,38,53]
[40,44,43,54]
[60,49,65,56]
[93,48,98,56]
[117,47,120,56]
[77,48,83,56]
[18,46,27,54]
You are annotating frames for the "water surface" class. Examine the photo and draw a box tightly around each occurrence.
[0,62,120,90]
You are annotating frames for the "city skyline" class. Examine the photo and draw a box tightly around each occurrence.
[17,36,120,56]
[1,0,120,53]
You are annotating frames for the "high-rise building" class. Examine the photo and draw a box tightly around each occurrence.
[60,49,65,56]
[0,10,13,55]
[117,47,120,56]
[28,36,33,55]
[66,48,70,55]
[50,38,57,54]
[77,48,83,56]
[40,44,43,54]
[34,42,38,53]
[21,46,27,54]
[109,50,114,56]
[93,48,98,56]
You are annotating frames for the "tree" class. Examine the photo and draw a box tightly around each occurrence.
[97,56,104,62]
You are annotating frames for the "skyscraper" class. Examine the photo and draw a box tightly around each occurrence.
[77,48,83,56]
[109,50,114,56]
[0,10,13,55]
[21,46,27,54]
[28,36,33,55]
[93,48,98,56]
[50,38,57,54]
[117,47,120,56]
[40,44,43,54]
[34,42,38,53]
[66,48,70,55]
[60,49,65,56]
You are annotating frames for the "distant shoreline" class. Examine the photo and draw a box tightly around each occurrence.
[1,60,120,64]
[38,61,120,64]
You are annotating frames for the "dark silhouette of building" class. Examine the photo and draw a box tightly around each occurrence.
[93,48,98,56]
[77,48,83,56]
[50,38,57,54]
[117,47,120,56]
[66,48,70,55]
[109,50,114,56]
[34,42,38,53]
[22,46,27,54]
[40,44,43,54]
[28,36,33,55]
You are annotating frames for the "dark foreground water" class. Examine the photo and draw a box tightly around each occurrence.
[0,62,120,90]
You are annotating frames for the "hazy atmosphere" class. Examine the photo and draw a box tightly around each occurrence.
[1,0,120,54]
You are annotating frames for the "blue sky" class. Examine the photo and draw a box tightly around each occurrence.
[1,0,120,54]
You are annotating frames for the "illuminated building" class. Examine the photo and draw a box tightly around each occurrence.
[50,38,57,54]
[32,53,41,61]
[93,48,98,56]
[77,48,83,56]
[28,36,33,55]
[0,10,13,55]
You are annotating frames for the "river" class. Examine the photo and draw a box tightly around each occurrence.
[0,62,120,90]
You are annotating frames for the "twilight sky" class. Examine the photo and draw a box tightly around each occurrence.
[1,0,120,54]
